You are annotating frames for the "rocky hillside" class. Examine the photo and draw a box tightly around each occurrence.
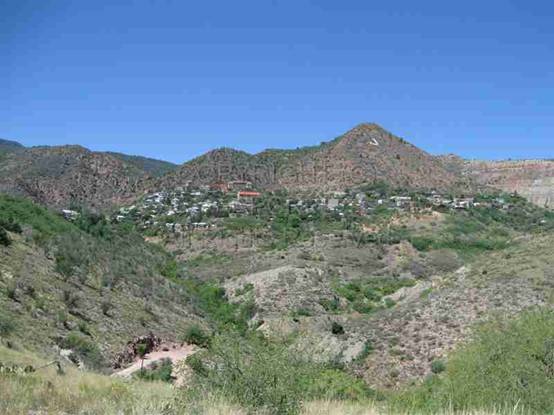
[466,160,554,208]
[0,145,148,211]
[106,152,177,177]
[0,195,201,367]
[0,139,24,154]
[156,124,462,193]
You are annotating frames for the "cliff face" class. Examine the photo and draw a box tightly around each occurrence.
[466,160,554,208]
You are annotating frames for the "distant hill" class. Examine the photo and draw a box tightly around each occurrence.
[106,152,177,177]
[0,138,24,153]
[2,124,552,210]
[156,123,462,193]
[0,145,147,211]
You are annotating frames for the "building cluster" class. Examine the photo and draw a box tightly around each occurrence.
[112,182,262,232]
[104,180,515,235]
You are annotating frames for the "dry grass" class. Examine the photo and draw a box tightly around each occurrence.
[0,345,175,415]
[302,401,527,415]
[0,346,541,415]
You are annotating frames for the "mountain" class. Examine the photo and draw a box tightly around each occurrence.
[0,145,147,211]
[106,152,177,177]
[0,138,24,154]
[156,123,461,192]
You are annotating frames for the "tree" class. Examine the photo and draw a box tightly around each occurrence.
[136,343,148,373]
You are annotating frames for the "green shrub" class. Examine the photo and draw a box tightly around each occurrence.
[0,218,22,235]
[186,334,374,414]
[430,359,446,374]
[0,314,15,336]
[391,309,554,414]
[302,368,376,401]
[0,227,11,246]
[331,322,345,335]
[186,335,307,414]
[319,297,341,312]
[134,358,173,383]
[61,332,105,369]
[182,324,211,347]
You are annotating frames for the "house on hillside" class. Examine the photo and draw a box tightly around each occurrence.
[61,209,80,221]
[390,196,412,208]
[210,181,229,192]
[453,197,474,209]
[228,180,252,191]
[237,191,261,204]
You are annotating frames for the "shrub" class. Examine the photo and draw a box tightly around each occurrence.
[61,332,105,369]
[187,335,307,414]
[134,358,173,383]
[331,322,345,335]
[186,334,374,414]
[0,218,22,234]
[0,227,11,246]
[391,309,554,414]
[182,324,211,348]
[5,281,17,301]
[430,359,446,374]
[0,314,15,336]
[355,339,374,363]
[319,297,341,312]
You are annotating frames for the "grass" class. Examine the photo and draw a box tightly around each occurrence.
[389,309,554,414]
[1,340,547,415]
[0,345,176,415]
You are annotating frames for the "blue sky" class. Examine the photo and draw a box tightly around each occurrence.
[1,0,552,163]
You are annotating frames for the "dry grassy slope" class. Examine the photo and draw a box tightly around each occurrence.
[155,124,462,192]
[0,145,147,211]
[360,234,553,388]
[0,231,199,364]
[221,233,553,388]
[0,344,508,415]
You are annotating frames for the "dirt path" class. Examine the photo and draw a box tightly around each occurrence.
[113,344,197,378]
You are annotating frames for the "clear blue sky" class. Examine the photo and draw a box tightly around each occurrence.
[2,0,552,163]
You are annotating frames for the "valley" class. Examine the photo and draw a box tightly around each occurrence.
[1,125,553,414]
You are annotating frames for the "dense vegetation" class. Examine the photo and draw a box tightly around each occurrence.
[391,309,554,414]
[184,333,375,414]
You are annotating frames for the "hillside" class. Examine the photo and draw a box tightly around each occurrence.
[0,138,24,154]
[106,152,177,177]
[156,124,463,193]
[0,145,148,211]
[0,195,203,368]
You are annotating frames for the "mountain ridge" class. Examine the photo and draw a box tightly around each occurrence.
[0,124,552,210]
[155,123,463,193]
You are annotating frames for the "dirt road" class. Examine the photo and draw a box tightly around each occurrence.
[113,344,196,378]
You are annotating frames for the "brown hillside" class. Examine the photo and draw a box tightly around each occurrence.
[0,145,145,211]
[156,123,460,192]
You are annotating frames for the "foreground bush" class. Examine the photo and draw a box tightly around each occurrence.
[185,334,373,414]
[391,309,554,414]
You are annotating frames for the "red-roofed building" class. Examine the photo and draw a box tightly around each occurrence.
[237,191,261,204]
